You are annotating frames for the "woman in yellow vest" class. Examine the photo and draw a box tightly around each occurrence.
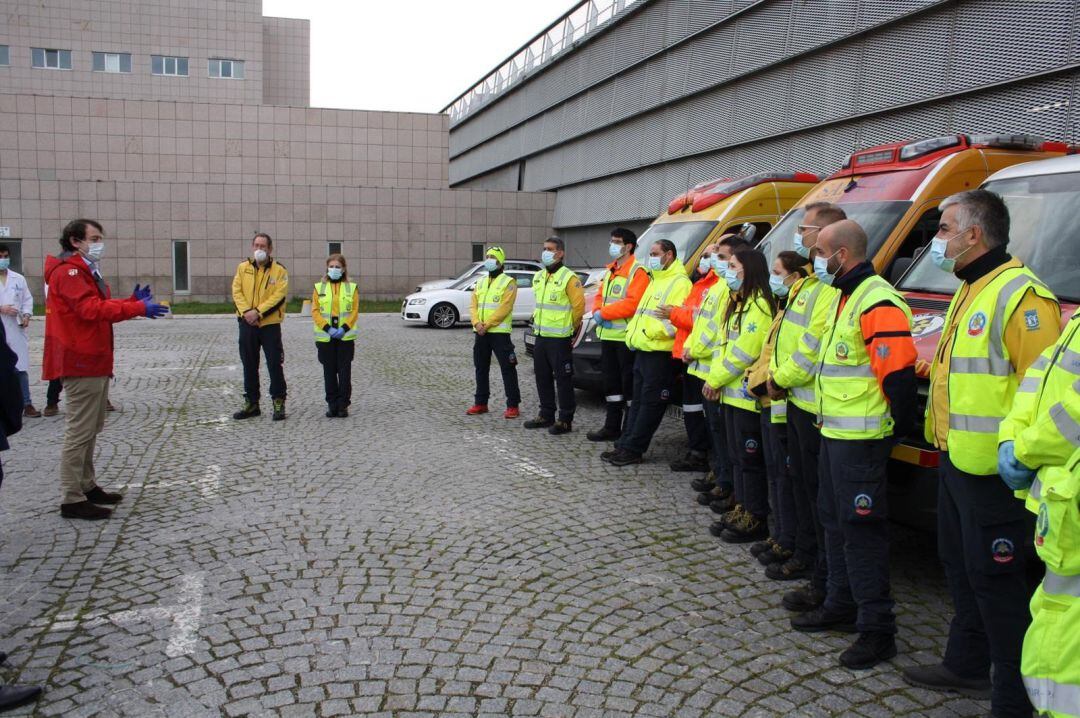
[311,254,359,418]
[703,248,777,543]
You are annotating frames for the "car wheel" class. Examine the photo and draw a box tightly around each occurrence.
[429,302,459,329]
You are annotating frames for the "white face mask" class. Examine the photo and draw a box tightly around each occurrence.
[87,242,105,261]
[253,249,268,263]
[608,242,623,259]
[0,258,9,271]
[327,267,344,281]
[713,258,729,274]
[769,273,789,297]
[698,257,712,275]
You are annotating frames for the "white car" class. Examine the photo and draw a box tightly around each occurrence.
[402,268,595,329]
[413,259,546,293]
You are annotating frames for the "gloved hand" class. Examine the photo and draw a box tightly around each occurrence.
[595,318,613,329]
[131,284,152,302]
[142,300,168,319]
[330,327,345,339]
[998,441,1036,490]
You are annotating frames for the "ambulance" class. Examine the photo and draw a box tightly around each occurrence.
[891,153,1080,529]
[550,172,821,389]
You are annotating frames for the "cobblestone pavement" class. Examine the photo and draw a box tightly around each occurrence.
[0,315,988,717]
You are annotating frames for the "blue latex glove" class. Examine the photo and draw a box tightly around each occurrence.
[142,300,168,319]
[998,441,1036,490]
[329,327,344,339]
[595,318,613,330]
[132,284,152,302]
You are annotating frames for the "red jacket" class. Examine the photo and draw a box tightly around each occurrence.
[670,270,719,358]
[43,252,145,380]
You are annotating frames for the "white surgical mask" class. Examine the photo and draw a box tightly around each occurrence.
[698,257,712,275]
[608,242,623,259]
[814,252,839,286]
[253,249,268,263]
[86,242,105,261]
[794,233,811,259]
[929,230,973,274]
[647,255,663,271]
[724,267,742,291]
[770,273,790,297]
[713,258,729,274]
[484,258,499,272]
[541,250,556,267]
[0,258,9,271]
[327,267,344,281]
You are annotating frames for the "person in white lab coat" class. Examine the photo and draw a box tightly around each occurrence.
[0,245,38,418]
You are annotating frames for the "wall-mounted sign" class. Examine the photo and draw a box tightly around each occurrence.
[0,227,10,237]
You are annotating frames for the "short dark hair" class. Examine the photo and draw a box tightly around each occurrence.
[545,236,565,252]
[653,239,677,259]
[0,244,9,256]
[252,232,273,248]
[804,202,847,227]
[60,219,104,252]
[940,189,1010,249]
[610,227,638,251]
[718,236,750,252]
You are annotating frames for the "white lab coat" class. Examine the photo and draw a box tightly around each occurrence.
[0,269,33,372]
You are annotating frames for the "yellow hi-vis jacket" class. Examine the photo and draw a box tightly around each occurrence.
[232,258,289,326]
[471,272,516,334]
[312,281,359,342]
[770,274,837,415]
[706,291,774,413]
[625,261,692,353]
[684,285,730,381]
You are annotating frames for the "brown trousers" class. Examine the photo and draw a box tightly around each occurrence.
[59,376,109,505]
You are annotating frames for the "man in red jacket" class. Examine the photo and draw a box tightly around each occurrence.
[43,219,167,520]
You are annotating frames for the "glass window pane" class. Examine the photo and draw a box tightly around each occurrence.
[165,57,175,75]
[59,50,71,69]
[177,57,188,75]
[119,53,131,72]
[45,49,58,67]
[327,242,342,256]
[152,55,163,74]
[208,59,218,77]
[233,61,244,79]
[173,241,189,292]
[105,53,119,72]
[221,61,232,78]
[471,244,484,261]
[32,48,44,67]
[0,45,9,66]
[92,51,105,71]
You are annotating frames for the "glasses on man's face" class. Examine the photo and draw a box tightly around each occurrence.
[797,224,821,234]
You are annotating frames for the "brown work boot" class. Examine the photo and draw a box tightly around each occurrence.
[42,403,59,417]
[23,405,41,418]
[60,501,112,520]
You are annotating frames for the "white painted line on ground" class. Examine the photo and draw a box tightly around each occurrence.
[462,431,559,481]
[198,464,220,499]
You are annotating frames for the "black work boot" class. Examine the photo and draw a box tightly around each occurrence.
[839,632,897,670]
[721,514,769,543]
[233,401,260,420]
[524,416,554,429]
[758,542,793,566]
[670,451,709,472]
[782,583,826,612]
[60,501,111,520]
[690,471,715,493]
[586,426,621,442]
[549,420,572,435]
[901,663,991,699]
[272,398,286,421]
[708,486,736,514]
[766,556,812,581]
[790,606,858,634]
[750,538,775,558]
[607,448,643,466]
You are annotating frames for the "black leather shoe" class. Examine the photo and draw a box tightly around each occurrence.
[0,684,43,711]
[326,409,336,418]
[586,426,620,442]
[337,407,349,418]
[601,449,619,461]
[840,632,897,670]
[766,556,812,580]
[790,607,858,634]
[85,486,123,505]
[695,492,715,506]
[750,539,774,558]
[901,663,992,699]
[524,417,554,429]
[607,449,643,467]
[548,421,572,435]
[708,521,727,538]
[669,452,709,472]
[60,501,111,520]
[690,475,715,493]
[782,583,826,613]
[232,402,260,420]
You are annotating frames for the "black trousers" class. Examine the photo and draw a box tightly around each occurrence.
[532,336,575,422]
[238,320,286,402]
[474,332,520,408]
[726,404,768,518]
[316,339,355,411]
[616,350,674,456]
[681,372,708,455]
[599,340,634,431]
[47,378,62,405]
[819,437,895,634]
[938,452,1035,717]
[703,397,732,488]
[763,409,796,551]
[787,403,826,590]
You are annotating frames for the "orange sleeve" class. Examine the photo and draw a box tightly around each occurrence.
[669,304,694,332]
[599,268,650,321]
[860,304,917,397]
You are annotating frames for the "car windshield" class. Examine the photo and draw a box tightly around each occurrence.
[898,172,1080,303]
[756,201,913,268]
[633,221,717,266]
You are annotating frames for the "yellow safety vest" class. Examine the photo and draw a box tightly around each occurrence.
[686,287,730,381]
[1021,446,1080,718]
[532,266,576,338]
[597,259,648,342]
[313,281,358,342]
[710,295,773,413]
[816,275,912,440]
[625,263,692,353]
[926,266,1057,475]
[771,275,836,415]
[474,272,515,334]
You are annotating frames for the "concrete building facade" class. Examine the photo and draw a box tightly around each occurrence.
[445,0,1080,266]
[0,0,556,301]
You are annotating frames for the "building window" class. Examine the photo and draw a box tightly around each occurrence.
[92,52,131,73]
[31,48,72,70]
[471,243,484,262]
[208,58,244,79]
[327,242,342,257]
[0,46,9,66]
[152,55,188,76]
[172,241,190,293]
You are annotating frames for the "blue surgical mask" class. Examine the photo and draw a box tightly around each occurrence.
[608,242,623,259]
[541,250,556,267]
[724,267,742,291]
[814,252,838,286]
[0,258,9,271]
[88,242,106,261]
[483,258,499,272]
[713,258,729,274]
[647,255,662,271]
[327,267,343,281]
[698,257,711,275]
[770,273,789,297]
[794,233,811,259]
[929,230,972,274]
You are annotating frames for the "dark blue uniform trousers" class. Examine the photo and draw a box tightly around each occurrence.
[616,350,675,457]
[762,408,796,551]
[788,403,826,592]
